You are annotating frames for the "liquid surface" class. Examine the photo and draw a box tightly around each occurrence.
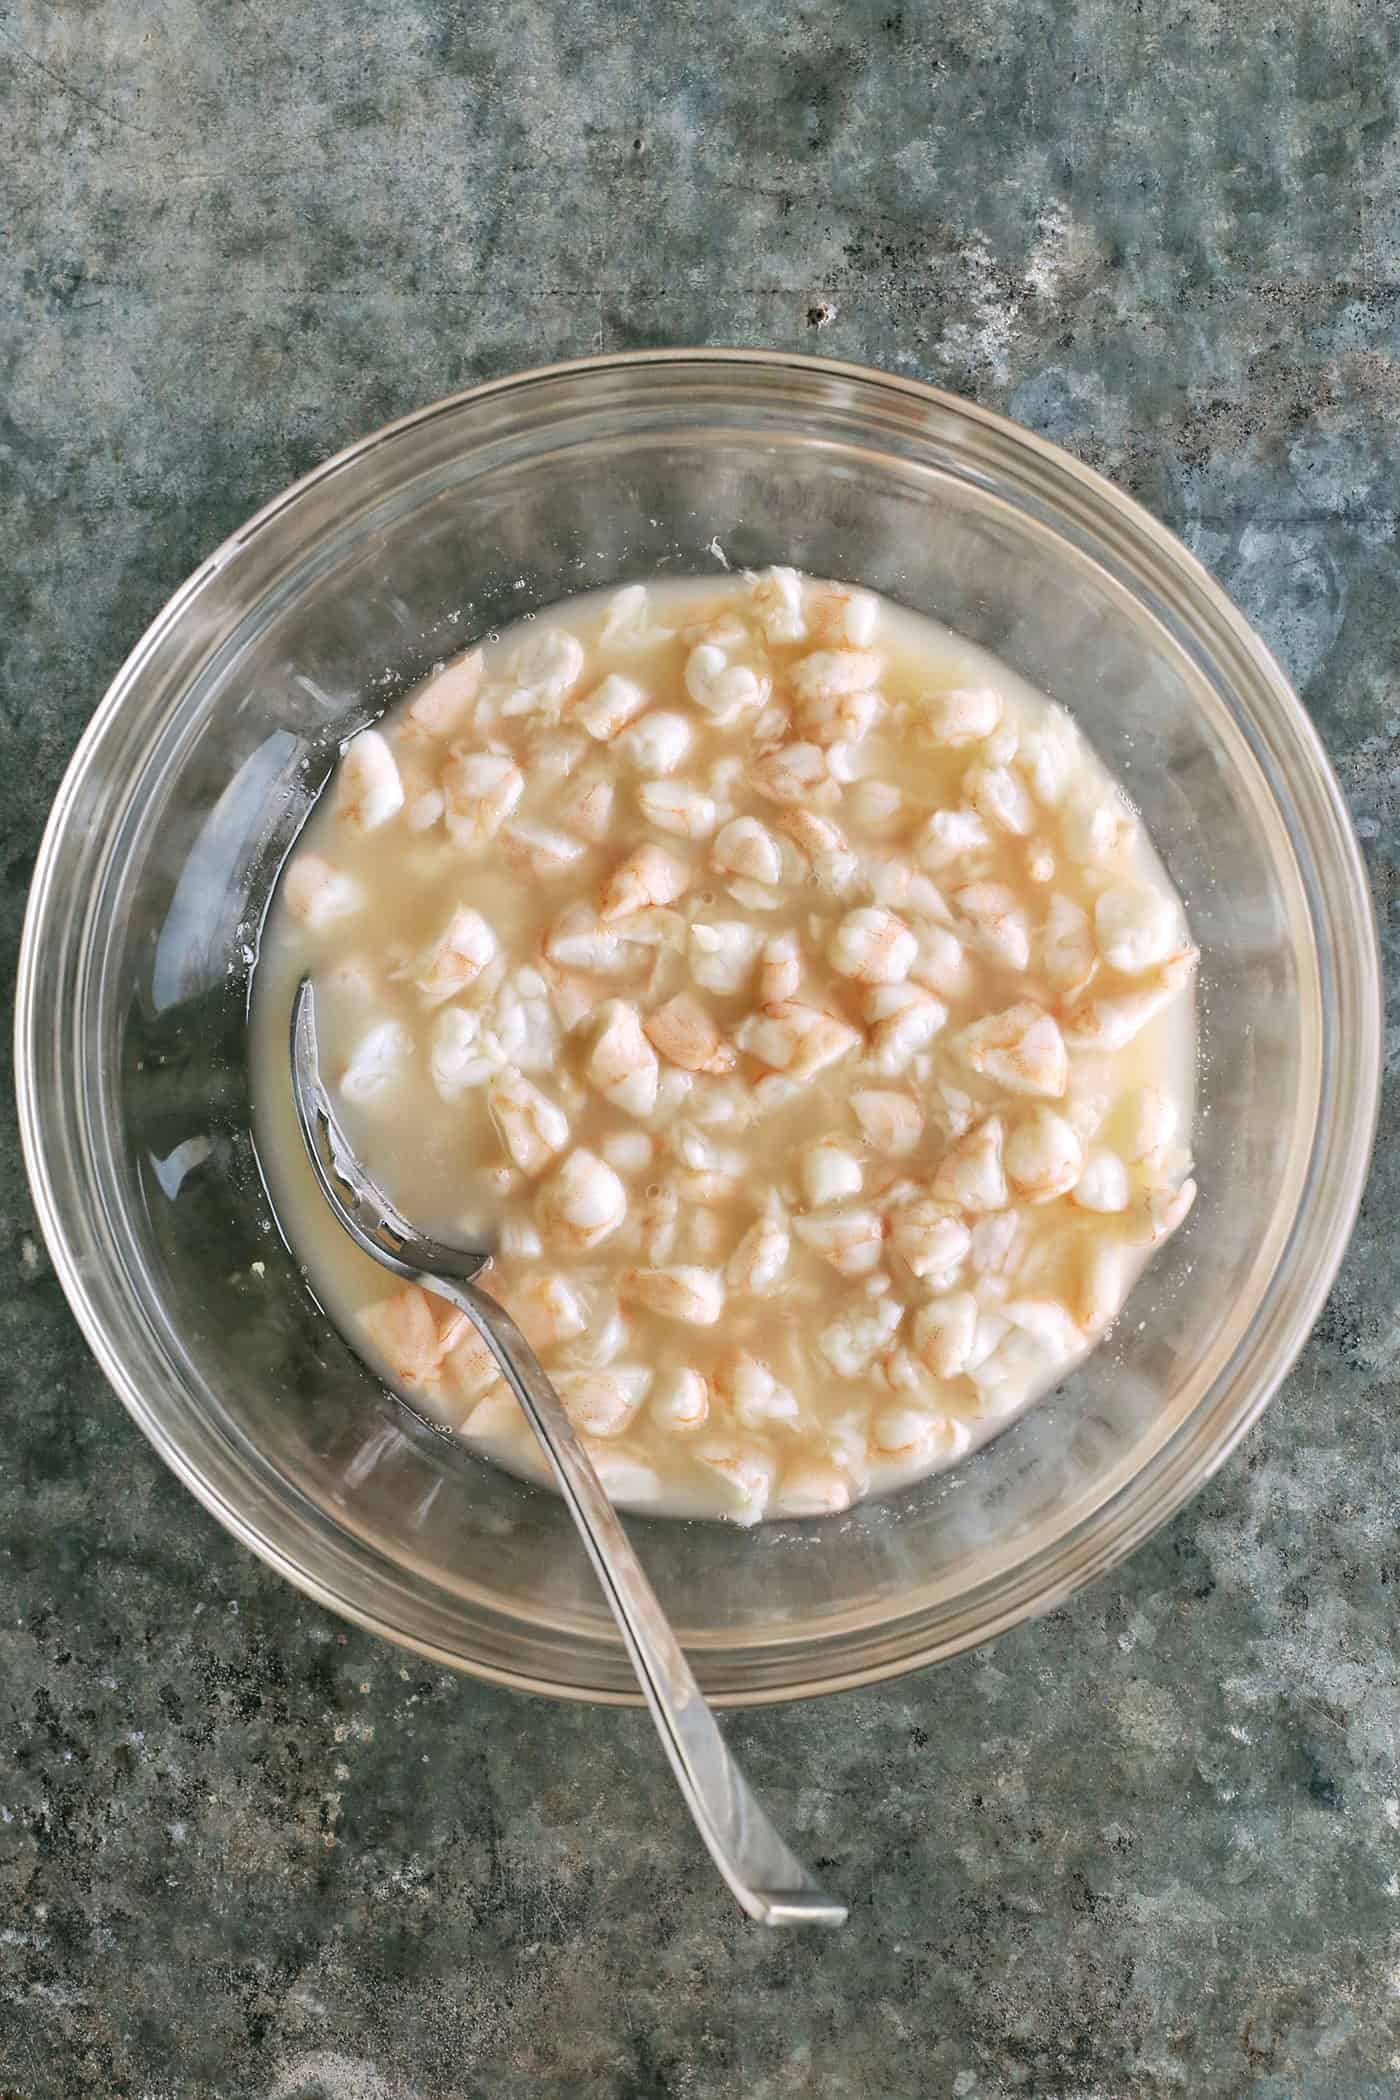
[253,571,1197,1523]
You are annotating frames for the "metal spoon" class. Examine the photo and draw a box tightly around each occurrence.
[290,978,846,1928]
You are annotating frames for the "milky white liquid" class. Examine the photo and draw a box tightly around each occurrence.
[252,572,1196,1524]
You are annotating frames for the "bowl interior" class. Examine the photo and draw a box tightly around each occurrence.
[22,358,1370,1700]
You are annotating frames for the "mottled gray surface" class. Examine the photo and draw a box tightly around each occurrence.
[3,0,1400,2093]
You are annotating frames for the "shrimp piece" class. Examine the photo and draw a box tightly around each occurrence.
[1004,1297,1083,1362]
[502,627,586,716]
[830,906,917,985]
[360,1283,444,1389]
[969,1210,1023,1280]
[792,1207,885,1277]
[557,1366,651,1438]
[801,1140,864,1207]
[411,906,498,1006]
[336,728,405,832]
[1063,783,1137,864]
[776,806,849,861]
[759,932,801,1005]
[1004,1107,1083,1203]
[400,650,483,744]
[1041,892,1097,996]
[864,983,948,1076]
[441,748,525,850]
[774,1464,856,1516]
[919,686,1002,748]
[888,1197,971,1281]
[810,584,878,648]
[615,710,693,774]
[748,564,807,644]
[1135,1176,1198,1245]
[1094,885,1183,975]
[651,1367,710,1433]
[339,1019,414,1107]
[965,763,1034,837]
[524,724,590,791]
[441,1319,507,1409]
[932,1116,1008,1212]
[910,1291,979,1379]
[539,1148,628,1249]
[572,672,649,742]
[487,1067,570,1176]
[817,1295,903,1377]
[1120,1085,1179,1171]
[1060,950,1198,1051]
[749,740,832,806]
[506,1274,588,1353]
[954,1002,1068,1098]
[1069,1235,1132,1334]
[601,583,674,652]
[849,779,905,836]
[1026,841,1056,884]
[796,680,884,749]
[736,1000,862,1083]
[697,1438,777,1525]
[283,852,362,930]
[715,1351,800,1429]
[621,1265,726,1326]
[586,1000,660,1117]
[871,1406,971,1466]
[861,853,948,922]
[789,649,881,706]
[851,1089,924,1156]
[544,903,641,976]
[952,881,1031,972]
[726,1194,791,1293]
[637,779,719,839]
[685,643,769,723]
[713,815,784,887]
[909,924,972,1003]
[1017,713,1076,807]
[1071,1148,1131,1214]
[503,820,588,880]
[915,807,993,875]
[560,774,616,844]
[599,842,692,922]
[688,920,763,997]
[429,1006,496,1099]
[644,993,736,1075]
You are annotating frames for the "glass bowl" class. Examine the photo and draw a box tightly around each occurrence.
[15,351,1380,1704]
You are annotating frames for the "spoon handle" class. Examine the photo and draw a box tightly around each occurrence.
[429,1273,847,1929]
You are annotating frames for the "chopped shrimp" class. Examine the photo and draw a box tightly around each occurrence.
[726,1193,791,1293]
[715,1351,800,1430]
[774,1464,856,1516]
[954,1002,1068,1098]
[599,841,692,921]
[621,1265,726,1326]
[1059,951,1197,1051]
[411,906,498,1005]
[932,1116,1008,1211]
[736,1000,862,1082]
[440,748,524,852]
[505,1273,588,1353]
[871,1406,971,1466]
[860,853,948,922]
[909,924,972,1002]
[789,649,881,708]
[689,920,763,997]
[557,1366,651,1438]
[1070,1148,1130,1214]
[544,903,641,976]
[748,565,807,644]
[360,1283,445,1389]
[919,686,1002,748]
[684,642,769,722]
[561,774,616,844]
[1041,892,1097,995]
[1063,783,1137,864]
[601,583,674,652]
[487,1067,570,1176]
[1135,1176,1197,1245]
[915,807,993,874]
[1069,1236,1131,1333]
[586,1000,659,1116]
[615,710,693,774]
[851,1089,924,1156]
[539,1148,628,1248]
[503,626,586,715]
[400,650,483,743]
[796,677,884,748]
[849,778,905,835]
[637,779,719,838]
[503,820,587,879]
[696,1438,777,1525]
[573,672,649,741]
[283,852,362,930]
[801,1140,864,1208]
[1094,884,1181,974]
[651,1367,710,1432]
[1120,1085,1179,1169]
[952,881,1031,971]
[644,993,736,1075]
[810,584,878,647]
[749,740,831,805]
[441,1319,507,1409]
[792,1206,885,1277]
[713,815,784,887]
[965,763,1034,837]
[888,1198,971,1282]
[336,728,405,832]
[864,983,947,1075]
[759,932,802,1004]
[829,906,917,985]
[817,1295,903,1377]
[1004,1108,1083,1202]
[429,1006,495,1099]
[910,1291,979,1379]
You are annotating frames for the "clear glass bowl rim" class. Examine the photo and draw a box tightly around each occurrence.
[15,348,1382,1704]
